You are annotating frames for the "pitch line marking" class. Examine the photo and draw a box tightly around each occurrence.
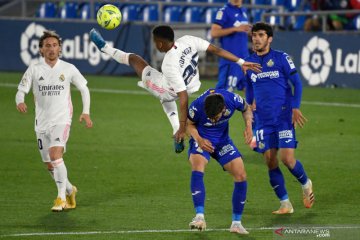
[1,225,360,238]
[1,83,360,108]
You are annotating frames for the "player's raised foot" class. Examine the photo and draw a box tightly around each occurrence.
[272,200,294,214]
[51,197,66,212]
[229,221,249,235]
[174,138,185,153]
[302,179,314,208]
[189,215,206,231]
[89,28,106,50]
[65,185,78,209]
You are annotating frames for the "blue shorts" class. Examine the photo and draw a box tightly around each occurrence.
[255,120,298,153]
[215,63,246,91]
[188,138,242,167]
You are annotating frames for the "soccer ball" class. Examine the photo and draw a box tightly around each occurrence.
[96,4,122,30]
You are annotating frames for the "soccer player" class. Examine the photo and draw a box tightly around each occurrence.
[210,0,251,92]
[15,30,93,212]
[244,22,314,214]
[187,89,253,234]
[89,26,261,153]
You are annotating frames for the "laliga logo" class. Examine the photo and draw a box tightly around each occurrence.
[20,22,112,66]
[301,36,333,86]
[20,22,46,66]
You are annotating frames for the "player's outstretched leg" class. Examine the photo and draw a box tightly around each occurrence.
[89,28,106,50]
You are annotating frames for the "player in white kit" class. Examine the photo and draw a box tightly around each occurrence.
[90,25,261,153]
[15,30,93,212]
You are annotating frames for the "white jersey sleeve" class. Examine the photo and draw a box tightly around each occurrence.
[69,65,90,114]
[177,35,210,52]
[18,65,34,94]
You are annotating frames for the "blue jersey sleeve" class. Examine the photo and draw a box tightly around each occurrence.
[232,93,247,112]
[188,101,200,123]
[280,53,302,109]
[213,7,228,27]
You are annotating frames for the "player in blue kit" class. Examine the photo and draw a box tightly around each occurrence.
[186,89,253,234]
[211,0,251,92]
[244,22,314,214]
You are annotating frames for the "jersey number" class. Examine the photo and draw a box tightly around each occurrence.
[37,139,43,150]
[255,129,264,141]
[182,53,199,85]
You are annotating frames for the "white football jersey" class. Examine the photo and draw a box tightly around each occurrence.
[18,59,88,132]
[161,35,210,94]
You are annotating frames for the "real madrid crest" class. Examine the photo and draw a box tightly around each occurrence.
[266,59,274,67]
[59,74,65,82]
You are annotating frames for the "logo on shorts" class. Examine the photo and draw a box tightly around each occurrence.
[279,130,293,139]
[55,138,60,142]
[258,141,265,150]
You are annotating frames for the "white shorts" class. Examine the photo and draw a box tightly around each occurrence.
[139,66,178,102]
[35,124,71,162]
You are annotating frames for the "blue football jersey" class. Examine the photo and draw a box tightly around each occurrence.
[245,49,299,126]
[213,3,250,65]
[188,89,247,145]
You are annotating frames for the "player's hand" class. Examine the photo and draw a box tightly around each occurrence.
[197,138,214,153]
[235,24,251,32]
[174,128,186,143]
[243,125,253,145]
[242,61,262,73]
[16,103,27,113]
[292,108,307,128]
[79,113,93,128]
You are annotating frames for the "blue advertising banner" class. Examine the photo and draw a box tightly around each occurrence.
[271,32,360,88]
[0,19,151,75]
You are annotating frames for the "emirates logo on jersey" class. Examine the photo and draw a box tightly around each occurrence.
[59,74,65,82]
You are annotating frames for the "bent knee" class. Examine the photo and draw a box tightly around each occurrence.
[233,171,247,182]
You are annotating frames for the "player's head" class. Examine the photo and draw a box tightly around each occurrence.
[251,22,273,55]
[39,30,62,60]
[204,93,226,123]
[152,25,175,53]
[229,0,243,7]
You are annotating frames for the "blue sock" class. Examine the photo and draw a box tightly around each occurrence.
[191,171,205,214]
[289,160,308,185]
[269,167,288,201]
[232,181,247,221]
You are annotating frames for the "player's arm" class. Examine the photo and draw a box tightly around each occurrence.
[15,90,27,113]
[16,67,33,113]
[289,72,307,128]
[206,44,262,73]
[241,103,253,145]
[176,90,188,142]
[187,119,214,153]
[210,23,251,38]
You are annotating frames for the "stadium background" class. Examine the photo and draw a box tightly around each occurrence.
[0,0,359,239]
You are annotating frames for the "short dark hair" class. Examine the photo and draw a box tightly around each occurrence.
[204,93,225,119]
[152,25,174,42]
[39,30,62,48]
[252,22,273,37]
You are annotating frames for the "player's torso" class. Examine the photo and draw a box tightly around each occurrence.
[162,40,201,91]
[31,60,74,131]
[247,50,292,124]
[217,5,249,61]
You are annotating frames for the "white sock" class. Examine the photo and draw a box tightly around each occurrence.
[196,213,204,218]
[102,44,130,65]
[52,158,67,201]
[48,168,73,195]
[302,179,311,189]
[161,101,180,135]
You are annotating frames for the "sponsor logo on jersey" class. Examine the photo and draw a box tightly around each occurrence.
[257,71,280,79]
[267,59,274,67]
[251,73,258,82]
[59,74,65,82]
[279,130,293,139]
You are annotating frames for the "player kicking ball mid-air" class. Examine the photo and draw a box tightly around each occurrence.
[89,26,261,153]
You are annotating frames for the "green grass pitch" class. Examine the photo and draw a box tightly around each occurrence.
[0,71,359,239]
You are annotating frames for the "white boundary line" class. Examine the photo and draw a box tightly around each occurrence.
[1,225,360,238]
[1,82,360,108]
